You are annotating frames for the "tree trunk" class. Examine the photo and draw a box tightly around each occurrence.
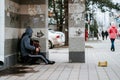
[64,0,68,46]
[52,0,59,30]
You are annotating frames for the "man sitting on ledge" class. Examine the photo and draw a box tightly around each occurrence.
[20,27,55,65]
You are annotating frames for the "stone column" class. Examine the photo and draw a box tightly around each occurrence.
[69,0,85,62]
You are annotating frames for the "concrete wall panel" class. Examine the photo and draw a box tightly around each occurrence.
[69,0,85,62]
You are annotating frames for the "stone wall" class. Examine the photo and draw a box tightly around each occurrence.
[19,0,47,53]
[1,0,48,70]
[3,0,20,69]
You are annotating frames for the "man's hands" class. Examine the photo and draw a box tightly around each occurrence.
[36,47,40,53]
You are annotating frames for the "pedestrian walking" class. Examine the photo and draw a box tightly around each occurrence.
[105,30,108,40]
[101,30,105,40]
[108,22,118,51]
[85,28,88,41]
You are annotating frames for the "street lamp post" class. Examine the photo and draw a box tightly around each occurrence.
[87,11,90,37]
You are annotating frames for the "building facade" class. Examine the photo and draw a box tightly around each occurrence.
[0,0,85,70]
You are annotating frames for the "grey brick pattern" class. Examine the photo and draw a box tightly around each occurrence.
[19,0,45,5]
[69,52,85,63]
[4,39,18,56]
[20,14,45,28]
[5,12,20,28]
[11,0,20,4]
[69,37,85,52]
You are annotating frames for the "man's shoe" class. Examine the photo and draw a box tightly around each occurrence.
[111,48,115,52]
[111,48,113,51]
[48,61,55,64]
[113,49,115,51]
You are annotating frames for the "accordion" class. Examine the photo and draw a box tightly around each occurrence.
[30,39,40,55]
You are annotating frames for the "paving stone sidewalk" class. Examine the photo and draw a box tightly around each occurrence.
[0,39,120,80]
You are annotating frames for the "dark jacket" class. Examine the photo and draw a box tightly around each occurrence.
[20,28,35,56]
[101,31,105,37]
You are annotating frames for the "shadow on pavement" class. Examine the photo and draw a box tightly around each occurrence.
[0,65,38,76]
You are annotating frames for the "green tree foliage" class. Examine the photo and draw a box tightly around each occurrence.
[86,0,120,39]
[48,0,65,31]
[86,0,120,12]
[49,0,68,45]
[90,19,98,37]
